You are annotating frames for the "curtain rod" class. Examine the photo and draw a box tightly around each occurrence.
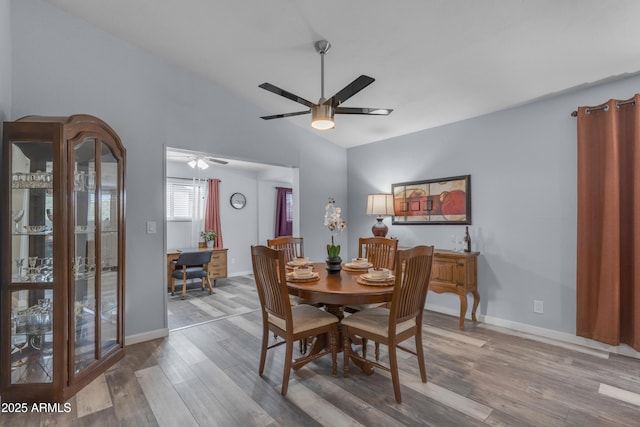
[167,176,221,182]
[571,99,636,117]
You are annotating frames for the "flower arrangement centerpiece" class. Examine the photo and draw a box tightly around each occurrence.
[200,230,217,248]
[324,198,346,272]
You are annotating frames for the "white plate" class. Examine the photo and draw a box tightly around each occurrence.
[361,273,394,282]
[287,259,311,267]
[344,262,373,269]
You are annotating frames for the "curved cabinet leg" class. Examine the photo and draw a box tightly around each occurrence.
[471,290,480,322]
[458,293,467,330]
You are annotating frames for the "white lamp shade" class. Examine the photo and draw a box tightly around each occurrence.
[366,193,395,216]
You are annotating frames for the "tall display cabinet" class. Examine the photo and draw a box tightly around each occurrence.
[1,115,126,403]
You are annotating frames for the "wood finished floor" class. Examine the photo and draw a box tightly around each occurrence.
[3,275,640,426]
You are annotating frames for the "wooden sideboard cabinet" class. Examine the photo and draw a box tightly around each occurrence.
[429,250,480,330]
[166,248,228,289]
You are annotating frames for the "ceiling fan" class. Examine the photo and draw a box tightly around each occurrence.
[259,40,393,130]
[188,156,228,170]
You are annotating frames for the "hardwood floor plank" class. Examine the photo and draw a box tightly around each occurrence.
[135,365,199,427]
[284,379,367,427]
[75,373,113,418]
[226,312,265,338]
[293,369,405,427]
[167,331,210,365]
[423,324,487,347]
[192,358,275,426]
[173,377,242,427]
[598,383,640,406]
[76,407,120,427]
[105,366,159,427]
[188,298,227,318]
[380,369,492,421]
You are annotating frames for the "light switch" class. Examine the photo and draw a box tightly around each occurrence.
[146,221,157,234]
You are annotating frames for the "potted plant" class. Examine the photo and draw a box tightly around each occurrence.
[324,198,346,273]
[200,230,217,248]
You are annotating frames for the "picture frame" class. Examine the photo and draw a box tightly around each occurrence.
[391,175,471,225]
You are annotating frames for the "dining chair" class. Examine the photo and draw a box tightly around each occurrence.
[251,245,339,396]
[346,237,400,349]
[358,236,398,270]
[268,236,316,353]
[267,236,304,262]
[342,245,434,404]
[170,250,214,299]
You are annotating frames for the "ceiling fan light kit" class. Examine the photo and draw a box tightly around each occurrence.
[188,157,210,170]
[311,101,334,130]
[259,40,392,130]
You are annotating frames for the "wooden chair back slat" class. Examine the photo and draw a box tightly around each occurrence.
[267,236,304,263]
[390,246,434,326]
[251,245,291,325]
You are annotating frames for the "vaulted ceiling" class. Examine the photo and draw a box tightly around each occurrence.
[46,0,640,148]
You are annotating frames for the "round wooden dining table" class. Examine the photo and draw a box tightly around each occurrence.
[286,262,394,374]
[287,262,394,314]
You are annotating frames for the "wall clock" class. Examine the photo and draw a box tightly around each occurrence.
[230,192,246,209]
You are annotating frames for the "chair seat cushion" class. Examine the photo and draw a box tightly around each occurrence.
[269,305,338,334]
[171,267,208,280]
[342,307,414,337]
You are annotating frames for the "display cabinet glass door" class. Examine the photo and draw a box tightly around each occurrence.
[9,141,54,385]
[70,137,121,379]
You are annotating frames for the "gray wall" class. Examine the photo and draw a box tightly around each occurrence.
[0,0,10,121]
[348,73,640,337]
[10,0,348,341]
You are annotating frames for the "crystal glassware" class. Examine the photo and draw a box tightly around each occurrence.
[12,209,24,233]
[15,258,25,280]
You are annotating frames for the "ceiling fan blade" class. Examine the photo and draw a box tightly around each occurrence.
[260,110,311,120]
[335,107,393,115]
[328,75,375,107]
[206,157,229,165]
[259,83,316,108]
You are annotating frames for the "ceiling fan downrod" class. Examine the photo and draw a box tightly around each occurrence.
[314,40,331,101]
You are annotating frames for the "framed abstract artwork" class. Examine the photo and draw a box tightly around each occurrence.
[391,175,471,225]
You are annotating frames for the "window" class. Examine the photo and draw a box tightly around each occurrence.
[167,182,195,221]
[286,191,293,222]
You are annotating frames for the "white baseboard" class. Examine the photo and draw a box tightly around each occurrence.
[125,328,169,346]
[425,303,640,360]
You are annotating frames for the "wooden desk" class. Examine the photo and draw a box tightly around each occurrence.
[287,263,394,374]
[430,250,480,330]
[166,248,228,289]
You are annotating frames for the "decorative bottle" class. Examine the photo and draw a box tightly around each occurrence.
[464,226,471,252]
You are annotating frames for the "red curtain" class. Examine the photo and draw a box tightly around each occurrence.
[204,178,223,248]
[576,95,640,351]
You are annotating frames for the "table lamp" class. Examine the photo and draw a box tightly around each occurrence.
[366,193,395,237]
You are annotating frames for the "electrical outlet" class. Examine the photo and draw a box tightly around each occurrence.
[146,221,156,234]
[534,300,544,314]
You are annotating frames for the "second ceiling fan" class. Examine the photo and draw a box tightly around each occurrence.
[259,40,393,130]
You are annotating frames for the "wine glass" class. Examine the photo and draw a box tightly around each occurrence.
[15,258,25,280]
[11,209,24,233]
